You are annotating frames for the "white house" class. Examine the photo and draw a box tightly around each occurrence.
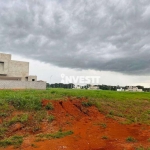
[75,85,82,89]
[88,85,99,90]
[117,88,124,91]
[125,86,143,92]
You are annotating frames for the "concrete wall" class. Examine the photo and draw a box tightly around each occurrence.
[0,53,11,60]
[0,62,4,72]
[0,80,46,89]
[0,53,29,80]
[0,53,12,75]
[26,76,37,81]
[8,60,29,79]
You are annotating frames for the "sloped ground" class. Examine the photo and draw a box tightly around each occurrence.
[1,98,150,150]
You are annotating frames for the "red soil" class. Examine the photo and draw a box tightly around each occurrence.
[2,98,150,150]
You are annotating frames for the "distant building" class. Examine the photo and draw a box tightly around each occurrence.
[125,86,143,92]
[88,85,99,90]
[0,53,46,89]
[75,85,82,89]
[117,88,124,91]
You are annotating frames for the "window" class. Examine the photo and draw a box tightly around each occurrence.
[32,79,35,81]
[0,62,4,71]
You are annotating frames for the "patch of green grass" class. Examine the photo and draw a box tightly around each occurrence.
[34,110,47,122]
[45,102,54,110]
[36,130,73,141]
[1,89,150,124]
[4,114,28,127]
[0,135,23,148]
[0,127,7,139]
[47,115,55,122]
[135,146,150,150]
[32,125,41,132]
[0,112,9,117]
[6,95,42,111]
[81,101,93,107]
[94,122,107,128]
[19,114,28,122]
[102,136,108,139]
[31,143,38,148]
[126,136,137,142]
[0,100,12,118]
[100,123,107,128]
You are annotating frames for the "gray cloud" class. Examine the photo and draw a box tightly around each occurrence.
[0,0,150,75]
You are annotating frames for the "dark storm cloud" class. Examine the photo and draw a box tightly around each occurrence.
[0,0,150,74]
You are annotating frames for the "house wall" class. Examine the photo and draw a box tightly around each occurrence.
[0,53,29,80]
[0,62,4,72]
[8,60,29,80]
[0,80,46,89]
[0,53,29,81]
[0,53,46,90]
[27,76,37,81]
[88,86,99,90]
[0,53,11,60]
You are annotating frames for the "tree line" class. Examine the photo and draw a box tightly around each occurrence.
[46,83,150,92]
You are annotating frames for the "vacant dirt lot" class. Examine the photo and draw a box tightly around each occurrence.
[1,98,150,150]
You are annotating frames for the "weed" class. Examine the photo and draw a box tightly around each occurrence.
[31,143,38,148]
[0,135,23,148]
[126,136,136,142]
[4,114,28,127]
[36,130,73,140]
[109,111,114,115]
[94,122,107,128]
[19,114,28,122]
[47,115,55,122]
[0,127,7,139]
[66,121,71,125]
[49,130,73,139]
[34,110,46,122]
[5,114,28,127]
[51,91,56,94]
[102,136,108,139]
[32,125,41,132]
[45,103,54,110]
[135,146,150,150]
[93,101,102,111]
[82,101,93,107]
[101,123,107,128]
[148,138,150,142]
[0,112,9,117]
[6,94,42,111]
[135,146,144,150]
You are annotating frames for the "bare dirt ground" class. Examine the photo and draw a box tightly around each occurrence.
[2,98,150,150]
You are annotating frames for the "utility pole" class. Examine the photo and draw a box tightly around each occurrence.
[49,75,53,88]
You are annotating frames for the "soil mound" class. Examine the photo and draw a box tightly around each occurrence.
[2,98,150,150]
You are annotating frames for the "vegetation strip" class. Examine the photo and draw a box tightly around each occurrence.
[36,130,73,141]
[0,135,23,148]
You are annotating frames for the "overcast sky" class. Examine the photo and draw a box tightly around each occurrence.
[1,0,150,87]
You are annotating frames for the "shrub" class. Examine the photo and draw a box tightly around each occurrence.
[6,95,42,111]
[36,130,73,140]
[0,135,23,148]
[45,103,54,110]
[126,136,136,142]
[34,110,46,122]
[47,115,55,122]
[82,101,93,107]
[102,136,108,139]
[4,114,28,127]
[0,127,7,139]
